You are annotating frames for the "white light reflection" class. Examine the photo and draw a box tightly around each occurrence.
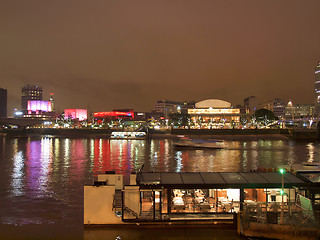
[11,149,24,197]
[175,151,183,172]
[39,137,53,192]
[89,139,95,170]
[64,138,70,168]
[307,143,315,162]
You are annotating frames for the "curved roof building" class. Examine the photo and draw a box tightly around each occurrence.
[195,99,231,108]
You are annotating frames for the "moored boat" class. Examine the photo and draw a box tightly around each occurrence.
[173,137,225,149]
[280,161,320,174]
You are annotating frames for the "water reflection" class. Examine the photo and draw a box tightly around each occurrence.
[11,139,24,197]
[0,137,317,237]
[307,143,315,163]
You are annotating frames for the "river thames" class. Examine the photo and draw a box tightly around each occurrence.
[0,136,318,239]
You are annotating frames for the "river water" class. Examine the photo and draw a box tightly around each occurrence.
[0,136,318,239]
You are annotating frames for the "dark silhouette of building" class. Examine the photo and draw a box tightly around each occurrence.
[21,85,42,114]
[0,88,7,118]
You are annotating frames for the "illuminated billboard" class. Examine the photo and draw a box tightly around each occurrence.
[27,100,52,112]
[64,109,87,121]
[188,108,240,115]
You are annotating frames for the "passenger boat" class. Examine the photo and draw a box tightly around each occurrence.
[173,137,225,149]
[110,131,147,140]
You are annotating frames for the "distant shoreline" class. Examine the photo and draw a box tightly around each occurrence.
[0,128,318,141]
[0,128,290,140]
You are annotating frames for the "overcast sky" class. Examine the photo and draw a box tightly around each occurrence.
[1,0,320,115]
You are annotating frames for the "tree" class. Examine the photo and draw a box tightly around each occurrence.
[169,113,190,127]
[254,108,277,126]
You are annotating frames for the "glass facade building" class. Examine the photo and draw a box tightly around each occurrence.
[315,62,320,115]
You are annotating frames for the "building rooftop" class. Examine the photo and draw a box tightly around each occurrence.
[137,172,310,189]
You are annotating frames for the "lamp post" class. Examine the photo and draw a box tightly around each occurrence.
[279,168,285,224]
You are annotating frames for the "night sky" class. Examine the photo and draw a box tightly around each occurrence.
[1,0,320,115]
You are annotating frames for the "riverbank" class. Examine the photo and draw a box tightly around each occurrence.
[0,128,318,141]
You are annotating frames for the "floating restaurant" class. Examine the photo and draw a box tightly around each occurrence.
[84,171,319,228]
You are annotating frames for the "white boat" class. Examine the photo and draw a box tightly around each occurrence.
[173,137,225,149]
[281,162,320,173]
[110,131,147,140]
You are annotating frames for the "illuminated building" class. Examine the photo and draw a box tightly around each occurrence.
[315,62,320,115]
[64,109,87,121]
[284,104,314,119]
[93,110,134,120]
[21,85,42,114]
[113,109,135,119]
[49,93,55,113]
[258,98,286,118]
[0,88,7,118]
[188,99,241,128]
[27,100,52,114]
[154,100,183,119]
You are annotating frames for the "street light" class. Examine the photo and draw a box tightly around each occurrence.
[279,168,286,224]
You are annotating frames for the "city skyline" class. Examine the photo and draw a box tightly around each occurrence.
[1,1,320,114]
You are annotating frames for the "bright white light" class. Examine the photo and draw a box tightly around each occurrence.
[15,111,23,116]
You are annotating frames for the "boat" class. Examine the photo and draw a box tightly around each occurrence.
[281,161,320,174]
[173,137,225,149]
[110,131,147,140]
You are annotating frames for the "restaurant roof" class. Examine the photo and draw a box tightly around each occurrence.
[137,172,310,189]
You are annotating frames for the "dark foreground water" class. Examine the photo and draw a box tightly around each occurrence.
[0,136,318,239]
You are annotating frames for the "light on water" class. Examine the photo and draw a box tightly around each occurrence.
[0,136,318,239]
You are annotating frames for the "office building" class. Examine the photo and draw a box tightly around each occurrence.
[244,96,257,115]
[258,98,286,118]
[0,88,7,118]
[154,100,183,119]
[284,104,314,119]
[49,93,55,113]
[21,85,42,113]
[315,62,320,115]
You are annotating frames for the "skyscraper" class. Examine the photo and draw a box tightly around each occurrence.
[0,88,7,118]
[49,93,55,113]
[315,62,320,115]
[21,85,42,114]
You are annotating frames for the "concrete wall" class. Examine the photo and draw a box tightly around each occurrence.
[97,174,123,190]
[84,186,123,225]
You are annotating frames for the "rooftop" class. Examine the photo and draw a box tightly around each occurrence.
[137,172,310,189]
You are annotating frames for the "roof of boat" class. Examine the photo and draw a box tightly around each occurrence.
[137,171,311,189]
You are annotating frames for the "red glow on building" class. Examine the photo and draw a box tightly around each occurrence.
[65,109,87,121]
[94,111,134,119]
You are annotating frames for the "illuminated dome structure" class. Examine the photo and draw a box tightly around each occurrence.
[188,99,241,129]
[195,99,231,109]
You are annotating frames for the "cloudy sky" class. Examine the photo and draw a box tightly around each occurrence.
[1,0,320,115]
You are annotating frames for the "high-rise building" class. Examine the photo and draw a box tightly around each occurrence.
[315,62,320,115]
[0,88,7,118]
[244,96,257,115]
[21,85,42,113]
[49,93,55,113]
